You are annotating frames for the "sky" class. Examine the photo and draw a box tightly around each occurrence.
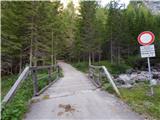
[100,0,130,7]
[60,0,130,8]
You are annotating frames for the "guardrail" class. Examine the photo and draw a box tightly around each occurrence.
[31,65,60,96]
[89,65,121,96]
[2,65,60,106]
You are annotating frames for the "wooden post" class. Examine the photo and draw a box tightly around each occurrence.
[98,69,101,86]
[48,67,52,83]
[56,66,59,79]
[89,67,91,78]
[32,68,38,96]
[99,70,101,86]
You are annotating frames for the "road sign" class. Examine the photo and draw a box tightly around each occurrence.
[137,31,156,95]
[140,45,156,58]
[137,31,155,46]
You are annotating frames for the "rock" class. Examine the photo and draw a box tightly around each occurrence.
[115,78,125,85]
[119,74,130,81]
[152,71,160,79]
[150,79,157,86]
[119,84,133,88]
[152,69,157,72]
[153,73,159,79]
[137,71,141,74]
[115,74,135,85]
[130,73,138,79]
[126,69,134,74]
[115,69,160,87]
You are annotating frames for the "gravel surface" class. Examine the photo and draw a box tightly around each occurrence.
[24,62,144,120]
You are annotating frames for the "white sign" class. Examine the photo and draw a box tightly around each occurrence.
[140,45,156,58]
[137,31,155,46]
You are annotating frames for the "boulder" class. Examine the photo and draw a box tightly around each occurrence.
[114,69,160,87]
[119,84,133,88]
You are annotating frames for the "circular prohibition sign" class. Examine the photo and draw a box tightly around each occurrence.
[137,31,155,46]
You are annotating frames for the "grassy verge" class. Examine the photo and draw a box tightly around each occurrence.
[120,84,160,119]
[93,60,131,75]
[1,76,33,120]
[72,60,131,75]
[1,69,62,120]
[72,61,89,73]
[72,61,160,119]
[1,75,18,99]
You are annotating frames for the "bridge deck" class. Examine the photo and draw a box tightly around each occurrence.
[24,62,143,120]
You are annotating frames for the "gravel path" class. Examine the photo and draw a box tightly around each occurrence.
[24,62,144,120]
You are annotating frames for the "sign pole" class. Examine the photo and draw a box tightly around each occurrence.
[137,31,156,96]
[147,57,154,95]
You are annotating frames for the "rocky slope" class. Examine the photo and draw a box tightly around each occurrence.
[144,0,160,14]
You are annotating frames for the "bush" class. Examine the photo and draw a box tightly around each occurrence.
[1,78,33,120]
[125,56,146,69]
[94,60,131,75]
[72,61,89,72]
[1,70,60,120]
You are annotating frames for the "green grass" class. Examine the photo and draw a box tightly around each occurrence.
[72,61,89,73]
[1,76,33,120]
[120,84,160,120]
[1,75,18,99]
[72,60,131,75]
[102,82,160,119]
[93,61,131,75]
[1,70,61,120]
[72,61,160,119]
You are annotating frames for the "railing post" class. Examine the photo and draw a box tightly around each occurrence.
[98,69,102,86]
[102,66,121,96]
[48,67,52,83]
[56,65,60,79]
[99,69,103,86]
[89,66,91,77]
[31,68,38,96]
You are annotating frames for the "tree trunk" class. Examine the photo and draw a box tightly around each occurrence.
[10,61,13,75]
[127,45,130,58]
[89,52,91,65]
[54,53,57,65]
[98,52,101,63]
[110,26,113,64]
[34,42,37,67]
[92,52,95,63]
[19,50,23,74]
[83,54,85,62]
[43,58,45,66]
[118,46,121,64]
[78,53,80,63]
[29,2,34,67]
[51,30,54,66]
[110,40,113,64]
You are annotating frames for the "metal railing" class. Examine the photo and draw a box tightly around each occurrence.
[89,65,121,96]
[2,65,60,106]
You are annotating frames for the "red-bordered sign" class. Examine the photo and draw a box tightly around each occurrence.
[137,31,155,46]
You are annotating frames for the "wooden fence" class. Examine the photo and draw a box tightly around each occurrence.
[89,65,121,96]
[2,65,60,106]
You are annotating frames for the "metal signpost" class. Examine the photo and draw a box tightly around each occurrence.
[137,31,156,95]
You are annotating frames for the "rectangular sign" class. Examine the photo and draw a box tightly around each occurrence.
[140,45,156,58]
